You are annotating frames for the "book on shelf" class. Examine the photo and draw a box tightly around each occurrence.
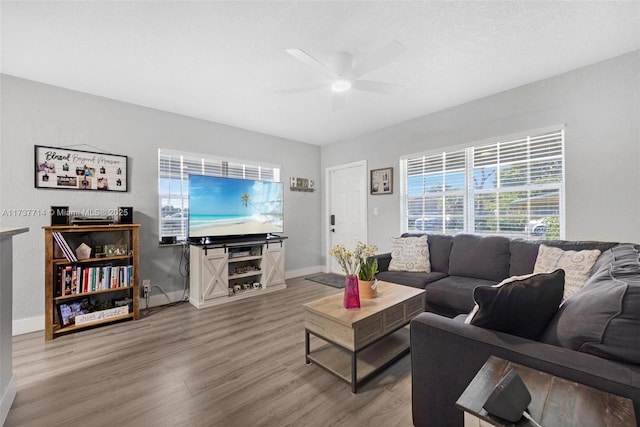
[56,264,134,296]
[60,265,73,296]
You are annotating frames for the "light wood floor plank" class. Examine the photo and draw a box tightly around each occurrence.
[6,277,413,427]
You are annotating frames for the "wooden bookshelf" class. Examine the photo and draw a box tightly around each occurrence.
[43,224,140,340]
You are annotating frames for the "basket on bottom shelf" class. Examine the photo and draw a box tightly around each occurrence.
[74,306,129,325]
[57,297,132,327]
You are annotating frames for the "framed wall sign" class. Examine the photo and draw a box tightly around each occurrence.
[35,145,128,192]
[370,167,393,195]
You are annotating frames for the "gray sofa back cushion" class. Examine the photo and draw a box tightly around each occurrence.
[508,240,542,276]
[402,233,453,273]
[541,244,640,365]
[448,234,510,281]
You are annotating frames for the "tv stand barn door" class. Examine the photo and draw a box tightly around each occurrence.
[190,247,228,302]
[189,238,286,309]
[262,241,285,287]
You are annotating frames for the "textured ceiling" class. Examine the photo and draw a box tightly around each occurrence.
[2,1,639,145]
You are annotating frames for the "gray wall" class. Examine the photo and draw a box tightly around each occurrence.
[322,50,640,255]
[3,50,639,329]
[0,74,323,328]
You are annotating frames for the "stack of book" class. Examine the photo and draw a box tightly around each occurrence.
[57,265,134,296]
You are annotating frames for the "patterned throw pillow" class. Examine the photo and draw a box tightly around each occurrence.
[533,244,601,300]
[388,236,430,272]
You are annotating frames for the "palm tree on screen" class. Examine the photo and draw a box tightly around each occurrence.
[241,193,250,208]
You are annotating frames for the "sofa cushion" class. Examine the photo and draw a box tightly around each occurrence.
[509,240,542,276]
[534,244,601,299]
[541,244,640,365]
[388,235,430,272]
[424,276,496,314]
[466,269,565,340]
[427,234,453,273]
[448,234,510,281]
[377,271,447,289]
[545,240,619,254]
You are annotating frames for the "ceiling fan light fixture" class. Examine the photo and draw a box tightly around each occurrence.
[331,79,352,92]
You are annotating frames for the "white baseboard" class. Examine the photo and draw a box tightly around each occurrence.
[12,268,323,335]
[10,289,187,334]
[13,315,44,335]
[285,265,324,279]
[1,374,16,426]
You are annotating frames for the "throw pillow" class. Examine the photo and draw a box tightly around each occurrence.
[541,244,640,365]
[388,235,430,272]
[533,244,601,299]
[464,273,537,324]
[466,269,565,340]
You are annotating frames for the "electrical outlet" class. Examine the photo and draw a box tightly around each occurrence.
[143,279,151,294]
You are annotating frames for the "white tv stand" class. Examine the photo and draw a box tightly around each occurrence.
[189,236,286,309]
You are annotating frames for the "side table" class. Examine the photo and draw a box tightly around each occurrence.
[456,356,637,427]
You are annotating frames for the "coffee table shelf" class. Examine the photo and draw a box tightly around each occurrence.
[307,326,410,384]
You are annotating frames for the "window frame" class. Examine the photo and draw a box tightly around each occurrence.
[400,126,565,239]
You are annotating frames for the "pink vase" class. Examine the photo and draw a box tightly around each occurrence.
[343,274,361,309]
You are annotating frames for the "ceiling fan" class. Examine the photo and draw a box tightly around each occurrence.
[276,40,406,111]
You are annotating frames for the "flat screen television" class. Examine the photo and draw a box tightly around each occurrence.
[188,174,284,241]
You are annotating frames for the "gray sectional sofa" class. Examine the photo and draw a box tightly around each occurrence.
[374,233,640,427]
[376,233,618,317]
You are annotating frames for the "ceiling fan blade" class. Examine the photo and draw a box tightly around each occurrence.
[351,79,404,94]
[274,83,328,95]
[285,48,339,80]
[346,40,406,79]
[331,92,347,112]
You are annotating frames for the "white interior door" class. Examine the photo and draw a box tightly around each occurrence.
[326,161,368,274]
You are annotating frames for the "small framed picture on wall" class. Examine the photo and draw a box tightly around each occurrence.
[370,167,393,195]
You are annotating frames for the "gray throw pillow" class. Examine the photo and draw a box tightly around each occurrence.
[541,244,640,365]
[467,269,565,341]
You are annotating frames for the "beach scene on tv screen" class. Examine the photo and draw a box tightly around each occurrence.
[189,176,283,237]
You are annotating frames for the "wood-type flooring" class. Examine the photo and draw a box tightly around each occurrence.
[6,276,413,427]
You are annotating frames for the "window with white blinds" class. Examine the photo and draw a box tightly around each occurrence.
[158,149,281,241]
[401,129,564,239]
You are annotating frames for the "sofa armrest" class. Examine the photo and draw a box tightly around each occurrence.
[372,252,392,273]
[410,312,640,427]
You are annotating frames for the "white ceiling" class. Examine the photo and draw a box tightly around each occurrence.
[2,1,639,146]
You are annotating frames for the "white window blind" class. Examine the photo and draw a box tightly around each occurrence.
[401,129,564,239]
[158,149,280,241]
[405,149,466,235]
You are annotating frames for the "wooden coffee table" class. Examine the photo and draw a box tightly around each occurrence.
[303,280,425,393]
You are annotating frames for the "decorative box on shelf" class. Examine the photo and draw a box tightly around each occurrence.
[74,305,129,326]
